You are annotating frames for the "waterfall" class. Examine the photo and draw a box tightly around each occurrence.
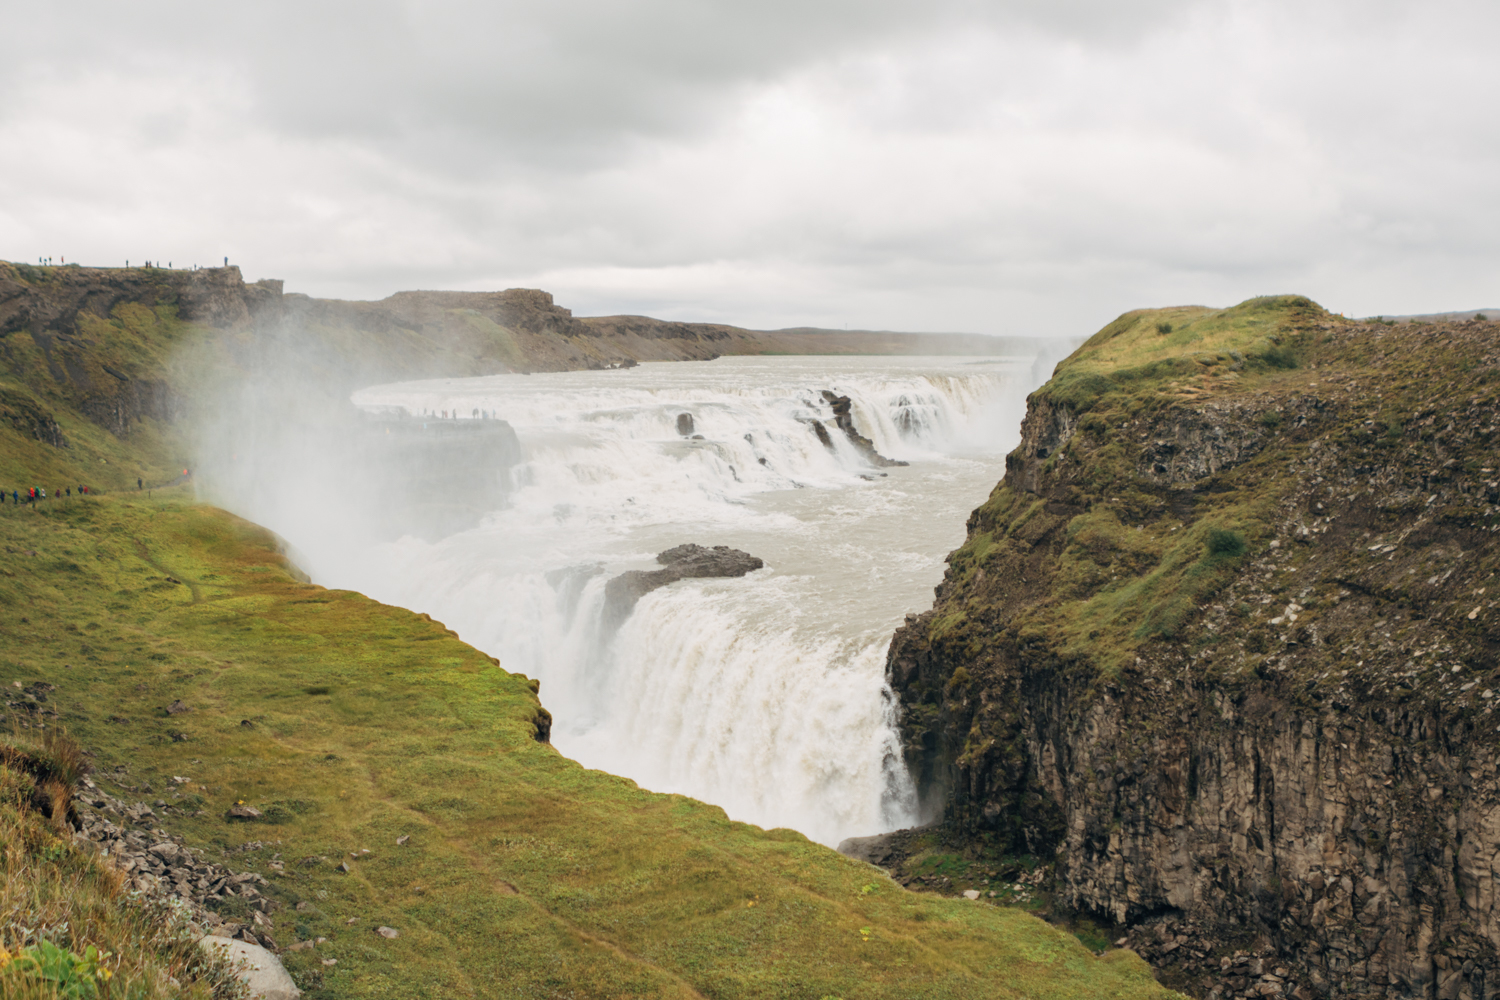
[207,354,1038,845]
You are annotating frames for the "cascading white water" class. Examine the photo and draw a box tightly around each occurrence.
[221,355,1039,846]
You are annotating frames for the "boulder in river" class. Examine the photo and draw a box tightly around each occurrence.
[602,544,763,629]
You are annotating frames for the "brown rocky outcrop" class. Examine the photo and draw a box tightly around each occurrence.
[0,263,275,339]
[820,390,908,468]
[886,301,1500,999]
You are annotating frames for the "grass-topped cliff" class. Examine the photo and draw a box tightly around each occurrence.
[0,261,1176,997]
[888,296,1500,999]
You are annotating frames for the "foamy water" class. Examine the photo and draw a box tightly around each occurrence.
[212,355,1044,845]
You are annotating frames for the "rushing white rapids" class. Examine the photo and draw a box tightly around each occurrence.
[221,355,1046,846]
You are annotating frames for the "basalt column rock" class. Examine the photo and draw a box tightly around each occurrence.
[602,544,763,629]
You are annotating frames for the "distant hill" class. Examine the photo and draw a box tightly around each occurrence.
[582,314,1040,358]
[1362,307,1498,324]
[0,262,1041,397]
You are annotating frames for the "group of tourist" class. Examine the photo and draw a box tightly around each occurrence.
[31,256,233,270]
[421,409,499,419]
[4,485,92,506]
[124,258,228,270]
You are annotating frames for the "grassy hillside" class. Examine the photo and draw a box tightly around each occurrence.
[930,293,1500,676]
[0,489,1174,999]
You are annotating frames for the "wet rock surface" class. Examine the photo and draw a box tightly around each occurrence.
[819,390,908,467]
[602,544,764,629]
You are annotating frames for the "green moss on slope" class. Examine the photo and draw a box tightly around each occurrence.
[935,295,1330,676]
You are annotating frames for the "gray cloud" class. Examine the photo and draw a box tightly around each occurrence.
[1,0,1496,335]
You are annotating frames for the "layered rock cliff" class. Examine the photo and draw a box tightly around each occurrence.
[0,263,278,439]
[888,297,1500,1000]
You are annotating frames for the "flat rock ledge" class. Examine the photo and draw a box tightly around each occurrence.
[603,544,763,629]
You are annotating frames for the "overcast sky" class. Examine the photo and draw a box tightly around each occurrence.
[2,0,1496,336]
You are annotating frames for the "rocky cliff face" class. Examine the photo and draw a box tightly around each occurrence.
[0,263,285,441]
[888,298,1500,1000]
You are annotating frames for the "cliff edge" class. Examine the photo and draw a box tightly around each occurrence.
[888,296,1500,999]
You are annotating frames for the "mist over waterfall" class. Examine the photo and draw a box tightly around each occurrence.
[198,354,1045,846]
